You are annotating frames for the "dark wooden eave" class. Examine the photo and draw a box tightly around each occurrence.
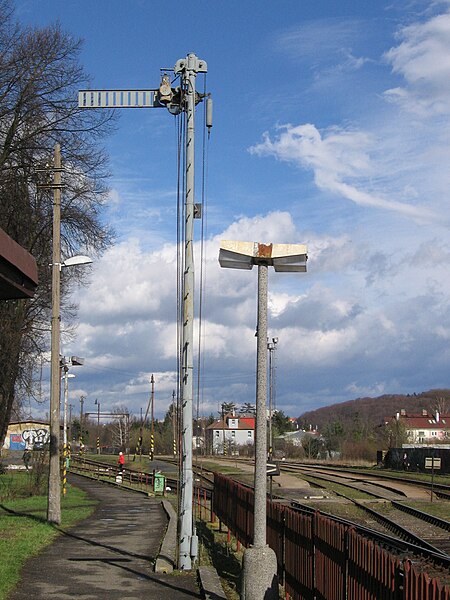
[0,227,38,299]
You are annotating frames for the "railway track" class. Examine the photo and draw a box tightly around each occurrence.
[274,461,450,559]
[72,455,449,569]
[281,460,450,500]
[209,457,450,562]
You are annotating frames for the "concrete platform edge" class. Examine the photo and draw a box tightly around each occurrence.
[197,566,228,600]
[154,498,177,573]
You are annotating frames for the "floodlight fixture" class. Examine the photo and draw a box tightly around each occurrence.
[219,240,307,272]
[62,255,92,268]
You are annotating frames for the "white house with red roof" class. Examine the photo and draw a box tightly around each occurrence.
[206,411,255,455]
[384,409,450,444]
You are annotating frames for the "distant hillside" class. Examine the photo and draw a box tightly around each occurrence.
[297,389,450,433]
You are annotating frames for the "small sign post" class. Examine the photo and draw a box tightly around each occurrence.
[266,462,280,477]
[425,456,441,502]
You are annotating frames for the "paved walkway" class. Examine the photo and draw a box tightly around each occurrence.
[9,475,201,600]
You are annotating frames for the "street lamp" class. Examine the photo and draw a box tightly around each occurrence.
[47,140,92,526]
[267,337,278,461]
[62,355,84,465]
[219,240,307,600]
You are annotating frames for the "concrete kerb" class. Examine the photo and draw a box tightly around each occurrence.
[155,500,227,599]
[197,566,228,600]
[154,499,177,573]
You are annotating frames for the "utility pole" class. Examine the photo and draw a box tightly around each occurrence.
[36,145,92,524]
[48,143,62,525]
[172,390,177,457]
[267,337,278,460]
[79,395,85,453]
[78,52,210,571]
[150,374,155,461]
[139,407,143,461]
[69,404,73,445]
[95,399,100,454]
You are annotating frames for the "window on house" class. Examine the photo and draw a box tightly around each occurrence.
[231,431,235,437]
[215,431,219,437]
[247,431,252,437]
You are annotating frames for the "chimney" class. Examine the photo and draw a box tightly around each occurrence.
[435,411,440,423]
[396,412,400,421]
[422,409,427,416]
[400,409,406,416]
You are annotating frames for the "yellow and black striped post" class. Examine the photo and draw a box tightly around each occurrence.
[173,438,177,456]
[150,433,154,461]
[96,437,100,451]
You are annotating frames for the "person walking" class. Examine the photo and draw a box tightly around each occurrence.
[118,451,125,473]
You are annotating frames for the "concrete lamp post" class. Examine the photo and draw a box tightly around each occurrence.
[62,356,85,454]
[47,251,91,525]
[219,240,307,600]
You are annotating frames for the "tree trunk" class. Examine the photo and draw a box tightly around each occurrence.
[0,300,27,447]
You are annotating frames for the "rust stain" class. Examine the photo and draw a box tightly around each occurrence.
[257,243,273,258]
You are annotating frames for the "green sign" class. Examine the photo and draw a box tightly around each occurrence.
[154,473,165,495]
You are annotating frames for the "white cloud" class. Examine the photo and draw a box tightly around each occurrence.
[384,9,450,115]
[250,124,435,221]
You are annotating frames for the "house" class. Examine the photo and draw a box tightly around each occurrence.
[384,409,450,444]
[278,429,321,447]
[206,412,255,455]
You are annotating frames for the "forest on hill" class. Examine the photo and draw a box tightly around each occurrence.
[297,389,450,434]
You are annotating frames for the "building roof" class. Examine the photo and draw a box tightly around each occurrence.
[0,228,38,299]
[384,412,450,430]
[206,414,255,431]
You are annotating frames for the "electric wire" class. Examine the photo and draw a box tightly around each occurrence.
[195,74,209,457]
[175,98,186,525]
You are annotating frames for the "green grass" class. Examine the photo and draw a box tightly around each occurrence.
[0,478,98,600]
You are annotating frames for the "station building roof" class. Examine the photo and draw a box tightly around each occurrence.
[0,227,38,299]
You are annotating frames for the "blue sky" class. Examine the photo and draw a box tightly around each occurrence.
[16,0,450,422]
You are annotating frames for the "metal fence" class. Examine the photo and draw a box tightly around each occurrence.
[213,473,450,600]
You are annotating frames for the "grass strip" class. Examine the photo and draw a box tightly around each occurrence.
[0,481,98,600]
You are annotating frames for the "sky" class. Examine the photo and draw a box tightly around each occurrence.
[15,0,450,423]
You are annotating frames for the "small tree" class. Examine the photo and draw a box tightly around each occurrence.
[302,434,323,459]
[323,420,345,458]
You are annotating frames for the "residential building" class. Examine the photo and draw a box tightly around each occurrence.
[206,412,255,455]
[384,409,450,444]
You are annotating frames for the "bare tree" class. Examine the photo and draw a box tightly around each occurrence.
[0,2,115,446]
[111,408,130,451]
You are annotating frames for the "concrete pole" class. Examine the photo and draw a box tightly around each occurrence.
[47,143,62,525]
[79,395,84,451]
[97,400,100,454]
[178,52,198,571]
[150,374,155,460]
[268,344,273,460]
[63,367,68,450]
[172,390,177,457]
[254,263,268,548]
[241,263,278,600]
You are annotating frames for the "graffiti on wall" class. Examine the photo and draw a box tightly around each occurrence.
[10,428,50,450]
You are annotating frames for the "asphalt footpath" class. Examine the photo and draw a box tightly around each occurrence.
[8,474,202,600]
